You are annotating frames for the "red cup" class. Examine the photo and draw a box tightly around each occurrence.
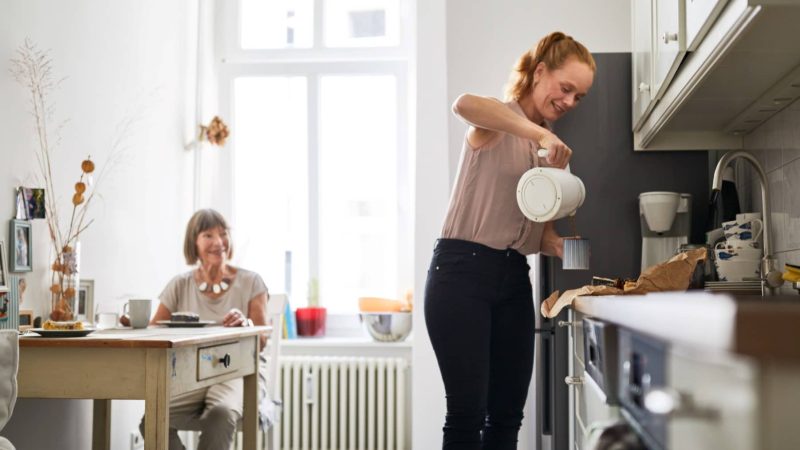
[295,307,327,337]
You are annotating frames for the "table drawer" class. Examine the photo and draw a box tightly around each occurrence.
[198,341,241,380]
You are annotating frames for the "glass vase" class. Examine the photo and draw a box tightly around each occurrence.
[49,242,80,321]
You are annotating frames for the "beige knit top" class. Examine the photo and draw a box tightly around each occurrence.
[441,101,548,255]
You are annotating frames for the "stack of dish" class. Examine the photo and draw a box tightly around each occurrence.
[704,280,762,295]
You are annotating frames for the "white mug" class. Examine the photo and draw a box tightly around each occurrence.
[123,299,152,329]
[736,212,761,223]
[722,218,763,242]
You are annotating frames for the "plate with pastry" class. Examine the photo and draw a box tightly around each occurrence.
[155,320,217,328]
[30,320,96,337]
[157,311,216,327]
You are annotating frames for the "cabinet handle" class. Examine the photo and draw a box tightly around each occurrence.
[557,320,577,328]
[638,82,650,93]
[661,32,678,44]
[564,375,584,386]
[645,387,720,420]
[218,353,231,368]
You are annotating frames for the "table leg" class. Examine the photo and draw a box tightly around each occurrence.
[92,399,111,450]
[145,349,170,450]
[242,370,259,449]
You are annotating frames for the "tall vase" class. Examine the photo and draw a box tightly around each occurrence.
[49,242,80,321]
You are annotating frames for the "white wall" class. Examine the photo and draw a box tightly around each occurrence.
[0,1,197,449]
[413,1,630,447]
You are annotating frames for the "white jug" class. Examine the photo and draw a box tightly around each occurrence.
[516,167,586,222]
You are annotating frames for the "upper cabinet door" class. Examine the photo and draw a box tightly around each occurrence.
[632,0,654,131]
[685,0,728,51]
[652,0,687,100]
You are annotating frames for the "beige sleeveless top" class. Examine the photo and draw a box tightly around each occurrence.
[441,101,548,255]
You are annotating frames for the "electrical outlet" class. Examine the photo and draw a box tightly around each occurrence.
[130,430,144,450]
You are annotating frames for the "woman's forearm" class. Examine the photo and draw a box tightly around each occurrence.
[452,94,550,142]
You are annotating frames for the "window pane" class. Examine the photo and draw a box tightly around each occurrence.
[233,77,309,304]
[319,75,398,312]
[324,0,400,48]
[241,0,313,49]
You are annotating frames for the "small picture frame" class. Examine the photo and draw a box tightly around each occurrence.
[21,187,46,219]
[9,219,32,272]
[77,279,95,324]
[19,309,33,331]
[0,241,8,292]
[15,187,28,220]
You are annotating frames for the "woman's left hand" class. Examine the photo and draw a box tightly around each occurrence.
[540,222,565,259]
[222,308,249,327]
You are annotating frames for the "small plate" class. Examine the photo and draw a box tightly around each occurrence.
[156,320,217,328]
[29,328,96,338]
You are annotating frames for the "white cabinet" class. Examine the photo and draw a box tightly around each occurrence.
[630,0,800,150]
[631,0,688,129]
[685,0,728,51]
[652,0,687,100]
[631,0,654,131]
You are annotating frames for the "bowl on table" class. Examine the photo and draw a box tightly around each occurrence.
[359,312,412,342]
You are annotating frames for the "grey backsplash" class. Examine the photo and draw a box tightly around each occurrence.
[733,99,800,294]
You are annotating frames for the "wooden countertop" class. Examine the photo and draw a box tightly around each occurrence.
[19,325,271,348]
[573,292,800,361]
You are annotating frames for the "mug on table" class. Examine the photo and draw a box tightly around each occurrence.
[123,298,153,329]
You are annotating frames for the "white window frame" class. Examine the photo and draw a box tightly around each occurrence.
[214,0,414,315]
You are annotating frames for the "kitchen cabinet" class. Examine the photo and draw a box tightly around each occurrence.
[569,293,800,449]
[652,0,686,101]
[630,0,800,150]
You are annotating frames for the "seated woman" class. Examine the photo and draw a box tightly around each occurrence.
[138,208,269,450]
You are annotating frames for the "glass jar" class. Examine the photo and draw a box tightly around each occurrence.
[49,243,80,321]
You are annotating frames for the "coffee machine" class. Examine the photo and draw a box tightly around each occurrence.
[639,192,692,270]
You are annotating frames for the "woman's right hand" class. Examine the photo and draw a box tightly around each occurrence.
[537,132,572,169]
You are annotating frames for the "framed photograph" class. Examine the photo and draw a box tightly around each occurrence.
[0,241,8,292]
[9,220,32,272]
[19,309,33,331]
[15,187,28,220]
[77,279,95,324]
[21,187,46,219]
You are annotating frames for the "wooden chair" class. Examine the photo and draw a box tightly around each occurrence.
[182,294,286,450]
[0,330,19,450]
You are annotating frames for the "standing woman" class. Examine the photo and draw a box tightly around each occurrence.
[424,32,595,449]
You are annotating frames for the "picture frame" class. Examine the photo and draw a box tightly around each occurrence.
[9,219,32,272]
[77,279,95,324]
[0,241,8,292]
[21,187,46,219]
[19,309,33,331]
[15,187,28,220]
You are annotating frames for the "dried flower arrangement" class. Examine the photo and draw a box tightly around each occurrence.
[10,40,127,320]
[199,115,230,146]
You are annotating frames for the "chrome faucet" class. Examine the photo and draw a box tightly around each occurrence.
[712,151,782,295]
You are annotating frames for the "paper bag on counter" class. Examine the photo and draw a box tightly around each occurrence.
[541,248,707,318]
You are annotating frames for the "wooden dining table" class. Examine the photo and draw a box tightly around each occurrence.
[18,325,271,450]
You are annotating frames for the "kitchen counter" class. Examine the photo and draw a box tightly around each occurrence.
[573,292,800,361]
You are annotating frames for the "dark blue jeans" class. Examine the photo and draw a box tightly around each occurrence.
[424,239,535,450]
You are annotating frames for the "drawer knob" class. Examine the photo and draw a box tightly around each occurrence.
[219,353,232,368]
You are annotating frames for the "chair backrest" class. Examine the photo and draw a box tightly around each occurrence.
[0,330,19,432]
[264,294,286,403]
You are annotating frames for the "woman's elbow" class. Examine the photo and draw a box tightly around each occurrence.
[452,93,474,117]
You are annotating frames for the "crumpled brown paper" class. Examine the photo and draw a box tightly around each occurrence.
[541,247,707,318]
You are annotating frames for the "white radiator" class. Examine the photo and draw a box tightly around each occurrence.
[277,356,408,450]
